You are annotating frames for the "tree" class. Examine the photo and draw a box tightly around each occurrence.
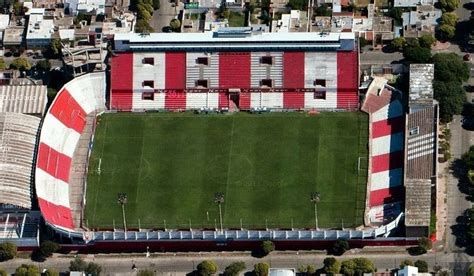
[439,24,456,40]
[135,19,154,33]
[287,0,308,11]
[439,0,460,12]
[331,239,349,256]
[340,258,375,275]
[15,264,40,276]
[38,241,59,259]
[260,240,275,256]
[359,37,369,48]
[170,19,181,32]
[441,12,458,26]
[69,256,88,272]
[254,262,270,276]
[0,268,7,276]
[86,262,102,276]
[0,58,6,70]
[418,35,436,48]
[138,270,155,276]
[323,257,341,274]
[387,7,403,25]
[400,259,414,268]
[224,261,246,276]
[390,37,406,51]
[468,264,474,276]
[414,260,428,272]
[462,146,474,169]
[0,242,17,261]
[314,4,331,16]
[433,53,470,83]
[44,268,59,276]
[403,46,432,63]
[415,237,433,255]
[197,260,218,276]
[434,81,466,122]
[10,57,31,71]
[152,0,159,9]
[35,59,51,71]
[297,264,316,275]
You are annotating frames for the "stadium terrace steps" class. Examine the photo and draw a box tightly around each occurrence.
[36,73,106,233]
[336,51,359,109]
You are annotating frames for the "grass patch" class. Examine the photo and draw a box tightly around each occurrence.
[85,112,368,230]
[228,11,246,27]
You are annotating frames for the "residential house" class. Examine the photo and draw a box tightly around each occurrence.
[402,5,441,38]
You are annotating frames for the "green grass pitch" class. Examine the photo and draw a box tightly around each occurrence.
[85,112,368,230]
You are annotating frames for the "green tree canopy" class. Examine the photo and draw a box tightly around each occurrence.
[0,268,7,276]
[323,257,341,274]
[44,268,59,276]
[331,239,349,256]
[287,0,308,11]
[403,46,432,63]
[340,258,375,275]
[35,59,51,71]
[314,4,331,16]
[254,262,270,276]
[418,35,437,48]
[69,256,88,272]
[433,53,470,83]
[441,12,458,26]
[414,260,428,273]
[135,19,154,33]
[0,242,17,261]
[390,37,406,51]
[468,263,474,276]
[138,270,155,276]
[197,260,218,276]
[261,240,275,256]
[15,264,40,276]
[10,57,31,71]
[0,58,6,70]
[400,259,414,268]
[170,19,181,31]
[224,261,246,276]
[434,81,466,122]
[85,262,102,276]
[439,24,456,40]
[152,0,159,9]
[439,0,460,11]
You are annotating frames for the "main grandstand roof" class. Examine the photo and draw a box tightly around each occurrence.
[113,30,355,52]
[0,112,41,209]
[0,85,47,115]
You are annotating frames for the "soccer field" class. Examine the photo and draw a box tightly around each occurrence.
[84,112,368,230]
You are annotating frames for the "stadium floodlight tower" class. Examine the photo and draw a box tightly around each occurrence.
[117,192,128,233]
[214,192,224,233]
[310,192,321,230]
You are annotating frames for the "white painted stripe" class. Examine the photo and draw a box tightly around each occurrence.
[370,168,403,191]
[66,73,106,114]
[371,132,404,156]
[304,52,337,89]
[372,101,404,122]
[186,93,208,109]
[407,137,435,149]
[408,149,435,160]
[251,92,261,108]
[208,93,219,109]
[407,133,434,144]
[408,143,435,155]
[304,92,337,109]
[261,92,283,108]
[41,114,81,157]
[36,169,70,208]
[133,53,166,90]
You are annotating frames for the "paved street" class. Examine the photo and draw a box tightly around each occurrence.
[359,51,403,65]
[0,250,473,275]
[455,0,471,22]
[151,0,179,32]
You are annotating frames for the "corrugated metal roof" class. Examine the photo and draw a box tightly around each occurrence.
[409,64,434,106]
[404,179,431,226]
[0,112,41,209]
[0,85,47,114]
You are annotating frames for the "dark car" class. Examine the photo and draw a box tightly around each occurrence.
[162,26,173,33]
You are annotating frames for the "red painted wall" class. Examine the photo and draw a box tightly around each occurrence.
[111,53,134,110]
[219,53,251,89]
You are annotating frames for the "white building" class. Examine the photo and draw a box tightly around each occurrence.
[65,0,105,15]
[26,8,54,48]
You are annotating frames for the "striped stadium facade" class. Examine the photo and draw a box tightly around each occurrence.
[110,31,360,111]
[35,72,105,237]
[362,78,404,225]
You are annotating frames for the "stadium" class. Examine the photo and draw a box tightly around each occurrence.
[3,28,434,250]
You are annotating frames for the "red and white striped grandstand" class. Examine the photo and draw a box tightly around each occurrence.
[362,77,404,225]
[110,30,359,111]
[35,73,105,236]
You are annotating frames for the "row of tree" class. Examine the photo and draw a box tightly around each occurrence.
[132,0,158,33]
[0,241,59,262]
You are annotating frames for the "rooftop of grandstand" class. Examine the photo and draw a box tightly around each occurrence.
[0,85,47,115]
[404,179,431,227]
[0,112,41,209]
[409,64,435,107]
[113,30,355,52]
[361,77,401,114]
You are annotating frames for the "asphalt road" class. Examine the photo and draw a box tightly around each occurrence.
[1,250,473,275]
[151,0,178,32]
[455,0,471,22]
